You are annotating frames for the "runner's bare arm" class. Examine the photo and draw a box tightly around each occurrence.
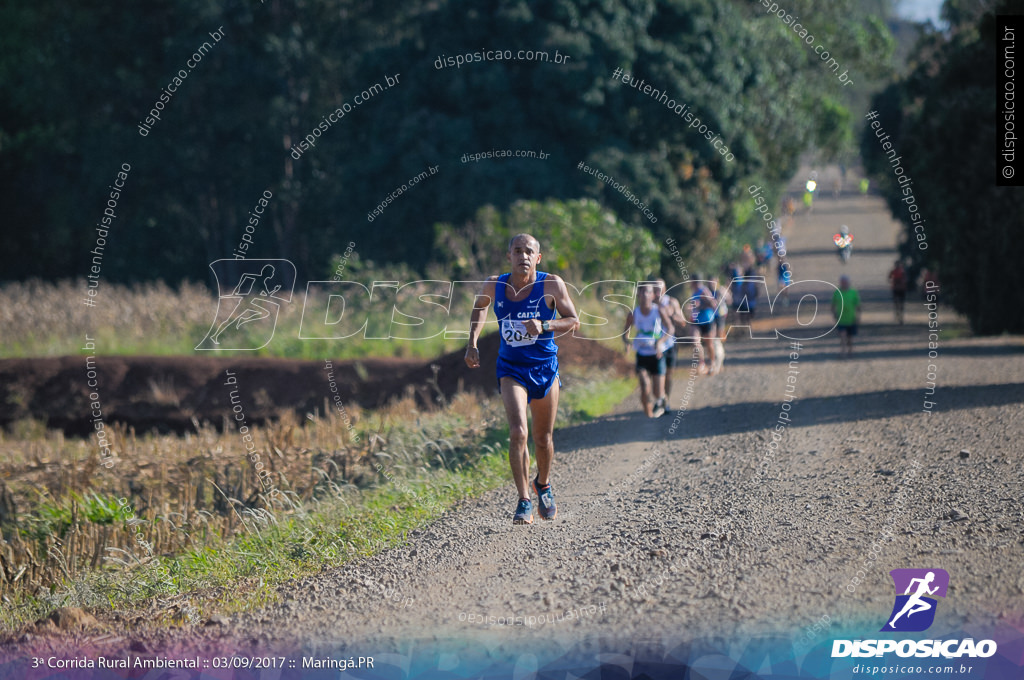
[521,275,580,336]
[664,297,680,327]
[674,298,691,331]
[621,310,635,352]
[658,303,676,337]
[465,277,498,369]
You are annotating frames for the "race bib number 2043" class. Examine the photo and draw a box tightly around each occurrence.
[501,319,537,347]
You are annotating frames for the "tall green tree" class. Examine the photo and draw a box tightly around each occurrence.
[862,0,1024,334]
[431,198,661,284]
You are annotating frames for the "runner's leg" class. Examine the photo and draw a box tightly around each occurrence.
[703,334,716,371]
[529,379,559,487]
[637,368,653,417]
[712,321,725,372]
[500,377,532,500]
[664,356,673,399]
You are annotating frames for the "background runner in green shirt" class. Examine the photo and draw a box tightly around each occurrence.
[831,275,861,358]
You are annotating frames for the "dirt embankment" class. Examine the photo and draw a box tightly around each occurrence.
[0,333,629,435]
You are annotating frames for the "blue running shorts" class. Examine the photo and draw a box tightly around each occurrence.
[496,355,560,403]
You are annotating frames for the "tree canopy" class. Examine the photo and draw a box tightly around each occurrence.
[1,0,891,285]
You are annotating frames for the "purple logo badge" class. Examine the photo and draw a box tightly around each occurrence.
[881,568,949,632]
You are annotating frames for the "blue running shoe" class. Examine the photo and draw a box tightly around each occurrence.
[532,477,557,520]
[513,498,533,525]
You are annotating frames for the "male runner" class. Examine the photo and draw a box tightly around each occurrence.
[688,276,718,375]
[465,234,580,525]
[708,274,730,374]
[831,275,861,358]
[622,283,674,417]
[888,260,908,324]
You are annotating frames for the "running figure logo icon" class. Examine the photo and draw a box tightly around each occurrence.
[196,259,295,350]
[881,568,950,632]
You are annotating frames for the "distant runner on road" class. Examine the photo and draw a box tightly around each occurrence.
[623,283,675,418]
[688,276,718,375]
[465,234,580,525]
[708,274,730,374]
[832,275,861,358]
[888,260,908,324]
[776,257,793,308]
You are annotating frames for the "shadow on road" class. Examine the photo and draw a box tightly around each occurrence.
[558,381,1024,450]
[798,202,891,217]
[721,335,1024,366]
[786,246,901,257]
[665,381,1024,441]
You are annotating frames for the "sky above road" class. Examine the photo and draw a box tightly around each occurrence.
[894,0,944,24]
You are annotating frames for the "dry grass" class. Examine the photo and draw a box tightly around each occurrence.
[0,391,499,600]
[0,279,217,357]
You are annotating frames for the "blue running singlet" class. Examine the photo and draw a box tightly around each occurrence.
[494,272,558,364]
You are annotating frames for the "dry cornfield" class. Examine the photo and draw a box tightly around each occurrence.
[0,276,466,359]
[0,391,496,598]
[0,279,218,357]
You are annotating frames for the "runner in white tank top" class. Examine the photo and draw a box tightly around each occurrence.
[622,283,674,417]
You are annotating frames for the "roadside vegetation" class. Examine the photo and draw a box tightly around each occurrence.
[0,372,634,635]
